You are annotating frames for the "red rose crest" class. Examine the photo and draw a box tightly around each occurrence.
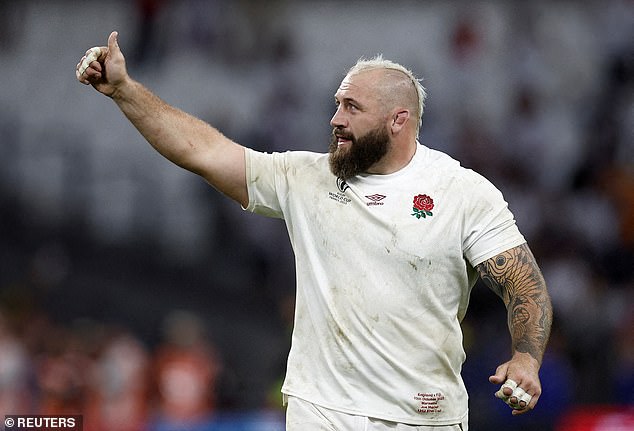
[411,194,434,219]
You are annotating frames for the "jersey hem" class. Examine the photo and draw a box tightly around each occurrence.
[281,390,469,427]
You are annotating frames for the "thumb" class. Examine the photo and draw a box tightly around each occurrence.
[107,31,120,56]
[489,363,508,385]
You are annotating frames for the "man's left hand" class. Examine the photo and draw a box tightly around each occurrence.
[489,352,542,415]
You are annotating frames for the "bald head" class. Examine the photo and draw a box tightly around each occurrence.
[346,56,427,135]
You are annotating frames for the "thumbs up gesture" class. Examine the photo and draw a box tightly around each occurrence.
[76,31,128,97]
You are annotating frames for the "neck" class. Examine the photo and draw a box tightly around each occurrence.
[367,137,417,175]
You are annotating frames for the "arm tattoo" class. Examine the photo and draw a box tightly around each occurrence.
[476,243,553,363]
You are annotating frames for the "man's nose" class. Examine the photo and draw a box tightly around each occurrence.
[330,106,347,128]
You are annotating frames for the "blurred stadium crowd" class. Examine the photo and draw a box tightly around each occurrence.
[0,1,632,430]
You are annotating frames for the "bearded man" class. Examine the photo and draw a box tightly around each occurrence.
[77,32,552,431]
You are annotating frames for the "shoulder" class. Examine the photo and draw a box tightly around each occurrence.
[285,150,329,167]
[247,148,327,168]
[421,145,494,188]
[246,149,333,190]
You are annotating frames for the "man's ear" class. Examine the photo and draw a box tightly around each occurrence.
[391,110,410,134]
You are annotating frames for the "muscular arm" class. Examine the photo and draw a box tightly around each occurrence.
[77,31,248,207]
[476,243,552,364]
[475,242,553,414]
[112,79,247,206]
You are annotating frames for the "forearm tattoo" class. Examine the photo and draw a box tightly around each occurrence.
[476,243,553,363]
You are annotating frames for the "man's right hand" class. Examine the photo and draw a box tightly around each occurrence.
[76,31,128,97]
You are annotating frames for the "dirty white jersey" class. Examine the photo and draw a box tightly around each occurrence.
[244,143,526,425]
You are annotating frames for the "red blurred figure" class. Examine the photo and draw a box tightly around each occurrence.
[151,311,221,424]
[84,330,150,431]
[35,327,91,415]
[556,405,634,431]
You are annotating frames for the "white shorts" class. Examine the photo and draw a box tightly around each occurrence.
[285,395,467,431]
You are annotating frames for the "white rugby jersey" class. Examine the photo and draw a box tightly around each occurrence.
[244,143,525,425]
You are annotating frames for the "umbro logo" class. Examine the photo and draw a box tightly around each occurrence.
[366,194,386,202]
[365,194,386,206]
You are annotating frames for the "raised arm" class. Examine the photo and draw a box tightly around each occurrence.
[76,31,248,207]
[475,242,553,415]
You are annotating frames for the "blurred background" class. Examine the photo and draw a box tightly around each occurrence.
[0,0,632,430]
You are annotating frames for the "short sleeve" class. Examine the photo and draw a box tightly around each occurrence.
[244,148,286,219]
[461,172,526,266]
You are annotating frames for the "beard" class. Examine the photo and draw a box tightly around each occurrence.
[328,124,391,180]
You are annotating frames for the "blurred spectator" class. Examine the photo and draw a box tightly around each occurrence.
[84,329,150,431]
[613,304,634,405]
[602,167,634,250]
[555,405,634,431]
[148,310,221,429]
[35,325,93,415]
[132,0,168,68]
[0,310,31,414]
